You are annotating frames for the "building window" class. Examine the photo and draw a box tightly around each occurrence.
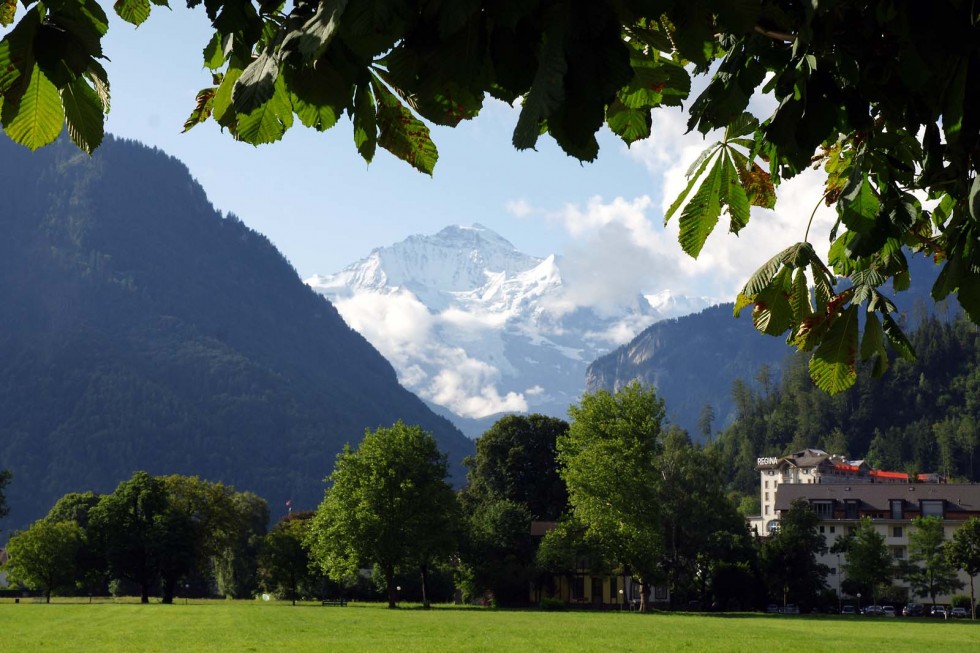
[829,567,837,576]
[893,526,903,538]
[571,576,585,600]
[609,576,617,602]
[844,500,859,520]
[893,547,905,560]
[765,505,770,515]
[765,492,770,502]
[812,500,833,518]
[820,526,825,533]
[890,500,903,520]
[765,480,769,489]
[921,500,944,518]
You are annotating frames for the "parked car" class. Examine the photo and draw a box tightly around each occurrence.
[904,603,924,617]
[950,607,968,618]
[841,605,856,615]
[766,604,780,614]
[863,605,883,616]
[881,605,896,617]
[931,605,948,618]
[783,604,800,614]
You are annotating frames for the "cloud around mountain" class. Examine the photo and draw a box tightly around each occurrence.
[308,225,712,423]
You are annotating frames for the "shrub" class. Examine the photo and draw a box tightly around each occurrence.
[539,596,565,611]
[950,594,972,609]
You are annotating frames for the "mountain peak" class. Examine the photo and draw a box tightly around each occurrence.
[308,225,713,430]
[318,224,542,298]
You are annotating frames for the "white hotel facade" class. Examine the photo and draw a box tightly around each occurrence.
[750,448,980,606]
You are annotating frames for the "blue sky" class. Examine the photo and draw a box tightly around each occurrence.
[15,6,837,301]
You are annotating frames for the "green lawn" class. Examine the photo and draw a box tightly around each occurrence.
[0,600,978,652]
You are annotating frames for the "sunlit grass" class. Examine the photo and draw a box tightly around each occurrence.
[0,599,978,652]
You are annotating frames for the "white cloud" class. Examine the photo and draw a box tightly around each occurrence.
[518,93,837,302]
[332,290,529,419]
[332,290,436,367]
[430,363,528,417]
[505,199,535,218]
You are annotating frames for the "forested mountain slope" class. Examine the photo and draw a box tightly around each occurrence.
[585,303,793,435]
[0,135,472,533]
[712,315,979,496]
[586,255,957,437]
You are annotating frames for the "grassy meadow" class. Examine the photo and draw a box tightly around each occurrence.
[1,600,978,653]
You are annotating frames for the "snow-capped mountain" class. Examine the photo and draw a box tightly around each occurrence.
[307,224,713,436]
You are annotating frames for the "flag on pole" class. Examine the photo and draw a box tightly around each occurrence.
[285,499,293,514]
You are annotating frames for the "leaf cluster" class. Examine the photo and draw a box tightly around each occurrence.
[4,1,980,388]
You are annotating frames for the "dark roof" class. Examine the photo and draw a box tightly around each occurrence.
[775,483,980,513]
[530,521,558,537]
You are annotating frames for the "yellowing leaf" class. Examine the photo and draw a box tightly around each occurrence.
[183,87,216,132]
[735,158,776,209]
[373,78,437,176]
[1,0,17,27]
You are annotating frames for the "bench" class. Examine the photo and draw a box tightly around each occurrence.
[321,598,347,607]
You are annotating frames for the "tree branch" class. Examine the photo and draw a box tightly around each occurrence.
[754,25,796,43]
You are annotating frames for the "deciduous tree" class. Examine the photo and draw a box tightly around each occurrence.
[946,517,980,620]
[45,492,107,595]
[456,414,568,605]
[3,519,84,603]
[88,471,170,604]
[306,421,457,609]
[832,517,893,606]
[463,414,568,522]
[558,382,665,612]
[904,516,962,607]
[259,514,317,605]
[760,499,828,611]
[457,497,534,607]
[215,491,269,599]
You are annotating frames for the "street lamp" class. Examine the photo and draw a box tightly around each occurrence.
[857,593,862,614]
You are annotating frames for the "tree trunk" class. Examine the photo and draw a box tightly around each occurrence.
[162,578,175,605]
[970,576,977,621]
[420,562,431,609]
[638,579,649,613]
[385,565,397,609]
[45,588,51,604]
[141,582,150,604]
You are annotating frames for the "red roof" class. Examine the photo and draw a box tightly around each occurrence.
[871,470,909,480]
